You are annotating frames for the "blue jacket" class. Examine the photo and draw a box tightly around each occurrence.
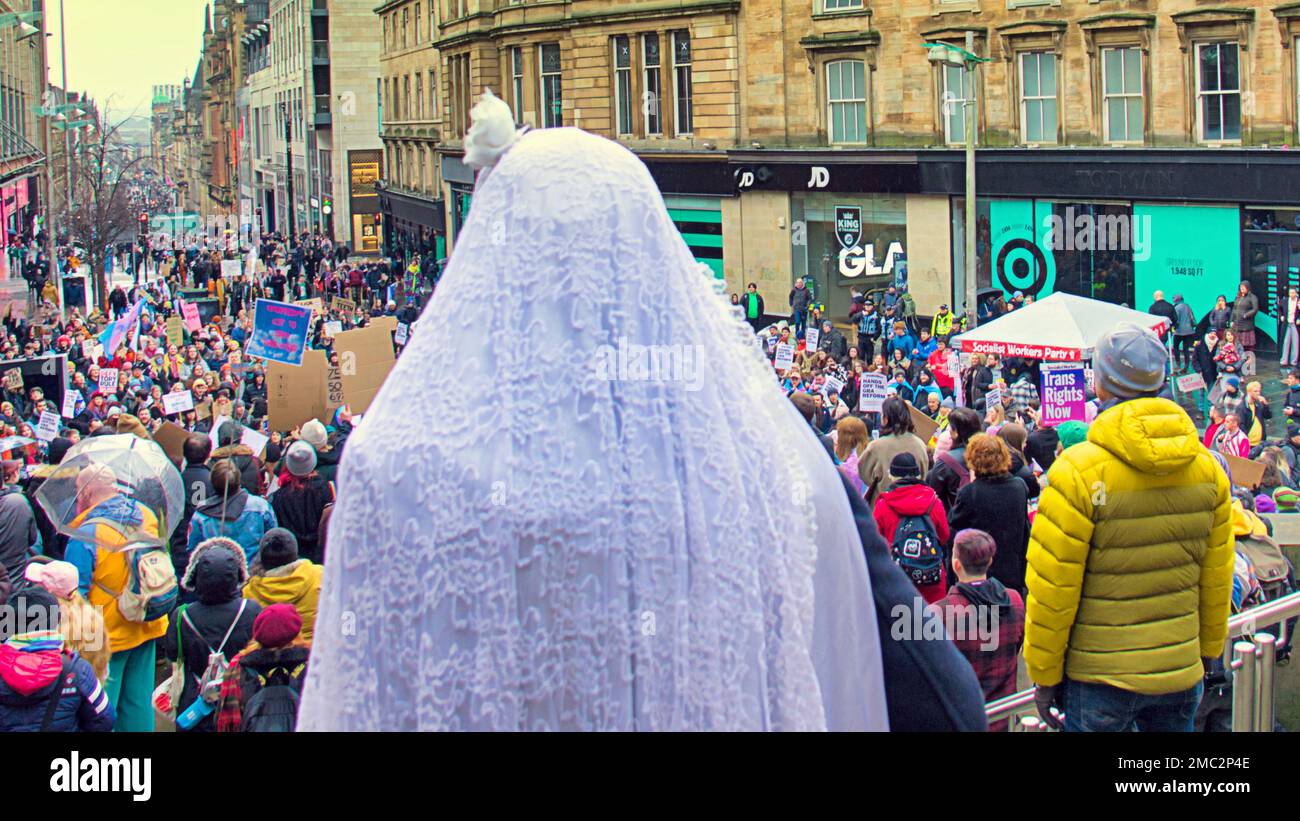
[0,640,114,732]
[914,337,938,361]
[885,333,917,361]
[187,490,277,563]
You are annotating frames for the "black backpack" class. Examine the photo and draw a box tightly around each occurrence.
[241,663,306,733]
[890,499,943,587]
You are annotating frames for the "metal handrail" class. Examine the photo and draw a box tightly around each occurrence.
[986,589,1300,724]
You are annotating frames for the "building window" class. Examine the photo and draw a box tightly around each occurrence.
[415,4,421,41]
[404,76,412,120]
[643,34,662,136]
[510,46,524,122]
[1101,46,1143,144]
[539,43,562,128]
[1197,42,1241,142]
[613,35,633,136]
[826,59,867,144]
[822,0,863,10]
[941,62,971,145]
[1019,51,1057,144]
[416,73,424,119]
[672,31,692,135]
[402,9,409,49]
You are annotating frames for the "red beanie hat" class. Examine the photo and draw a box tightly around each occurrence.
[252,603,302,648]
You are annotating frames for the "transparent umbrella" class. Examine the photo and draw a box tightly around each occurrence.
[35,434,184,550]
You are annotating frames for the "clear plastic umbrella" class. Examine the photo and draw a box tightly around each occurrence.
[35,434,184,550]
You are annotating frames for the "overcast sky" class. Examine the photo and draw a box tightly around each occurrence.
[47,0,213,122]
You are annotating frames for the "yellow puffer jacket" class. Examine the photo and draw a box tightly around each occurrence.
[244,559,322,645]
[1025,397,1234,695]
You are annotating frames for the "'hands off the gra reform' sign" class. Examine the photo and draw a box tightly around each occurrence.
[247,299,313,366]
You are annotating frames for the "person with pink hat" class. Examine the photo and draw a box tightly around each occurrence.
[24,560,110,682]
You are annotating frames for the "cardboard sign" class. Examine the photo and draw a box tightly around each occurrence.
[906,401,940,444]
[805,327,820,350]
[153,421,190,464]
[294,298,325,320]
[35,410,61,442]
[324,321,343,337]
[774,343,796,372]
[823,375,845,397]
[80,338,98,358]
[333,323,397,414]
[220,260,241,279]
[326,363,345,411]
[194,399,212,420]
[268,348,329,431]
[162,390,195,415]
[1039,364,1088,426]
[61,389,81,418]
[166,316,184,346]
[3,368,22,392]
[247,299,312,366]
[332,296,355,314]
[1176,373,1208,393]
[394,323,409,346]
[98,368,120,395]
[1224,454,1266,490]
[985,386,1003,410]
[859,372,888,412]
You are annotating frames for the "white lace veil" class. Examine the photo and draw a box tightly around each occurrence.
[298,127,889,731]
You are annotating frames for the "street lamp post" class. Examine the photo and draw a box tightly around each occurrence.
[926,34,989,330]
[281,101,295,238]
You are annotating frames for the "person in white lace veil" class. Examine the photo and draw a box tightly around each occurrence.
[298,94,889,731]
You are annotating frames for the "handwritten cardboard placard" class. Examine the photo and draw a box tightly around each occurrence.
[162,390,195,415]
[98,368,119,395]
[1176,373,1207,393]
[906,401,940,444]
[3,368,22,392]
[859,372,888,412]
[61,389,81,418]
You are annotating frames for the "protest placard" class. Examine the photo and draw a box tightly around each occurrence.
[394,323,409,346]
[859,372,888,412]
[81,338,97,358]
[294,298,325,321]
[805,327,820,350]
[35,411,61,442]
[823,375,844,397]
[324,321,343,337]
[153,422,189,463]
[194,399,212,420]
[334,323,397,414]
[1039,363,1087,426]
[326,363,345,411]
[98,368,119,395]
[332,296,355,314]
[220,260,241,279]
[162,390,195,415]
[1225,454,1266,490]
[61,389,81,418]
[268,348,329,431]
[247,299,312,366]
[984,386,1002,410]
[906,402,940,443]
[240,426,269,458]
[3,368,21,392]
[774,343,795,372]
[181,300,202,332]
[1175,373,1207,393]
[166,316,184,347]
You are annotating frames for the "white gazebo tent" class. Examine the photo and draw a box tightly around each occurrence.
[949,292,1170,361]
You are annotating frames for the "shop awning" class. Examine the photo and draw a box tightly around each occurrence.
[950,292,1169,361]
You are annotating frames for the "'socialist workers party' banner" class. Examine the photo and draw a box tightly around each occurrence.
[1039,362,1088,426]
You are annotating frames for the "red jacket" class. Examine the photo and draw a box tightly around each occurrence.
[873,481,950,603]
[927,349,954,391]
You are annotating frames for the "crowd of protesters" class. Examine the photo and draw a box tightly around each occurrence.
[0,228,432,733]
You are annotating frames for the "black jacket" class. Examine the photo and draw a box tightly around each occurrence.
[172,464,215,592]
[927,445,970,514]
[950,473,1031,594]
[1192,340,1219,390]
[840,475,988,731]
[269,477,333,564]
[1148,299,1178,337]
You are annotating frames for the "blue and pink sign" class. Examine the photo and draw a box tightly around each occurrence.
[1040,363,1087,426]
[247,298,312,366]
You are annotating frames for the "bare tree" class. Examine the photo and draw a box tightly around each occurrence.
[67,106,147,311]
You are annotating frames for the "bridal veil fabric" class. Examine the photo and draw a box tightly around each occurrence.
[298,126,889,731]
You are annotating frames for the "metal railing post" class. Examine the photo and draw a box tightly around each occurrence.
[1231,640,1258,732]
[1255,633,1277,733]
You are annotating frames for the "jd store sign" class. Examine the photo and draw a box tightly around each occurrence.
[835,205,903,279]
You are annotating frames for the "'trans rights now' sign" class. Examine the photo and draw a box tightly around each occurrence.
[1040,363,1087,425]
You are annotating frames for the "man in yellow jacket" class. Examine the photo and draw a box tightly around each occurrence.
[1025,323,1234,732]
